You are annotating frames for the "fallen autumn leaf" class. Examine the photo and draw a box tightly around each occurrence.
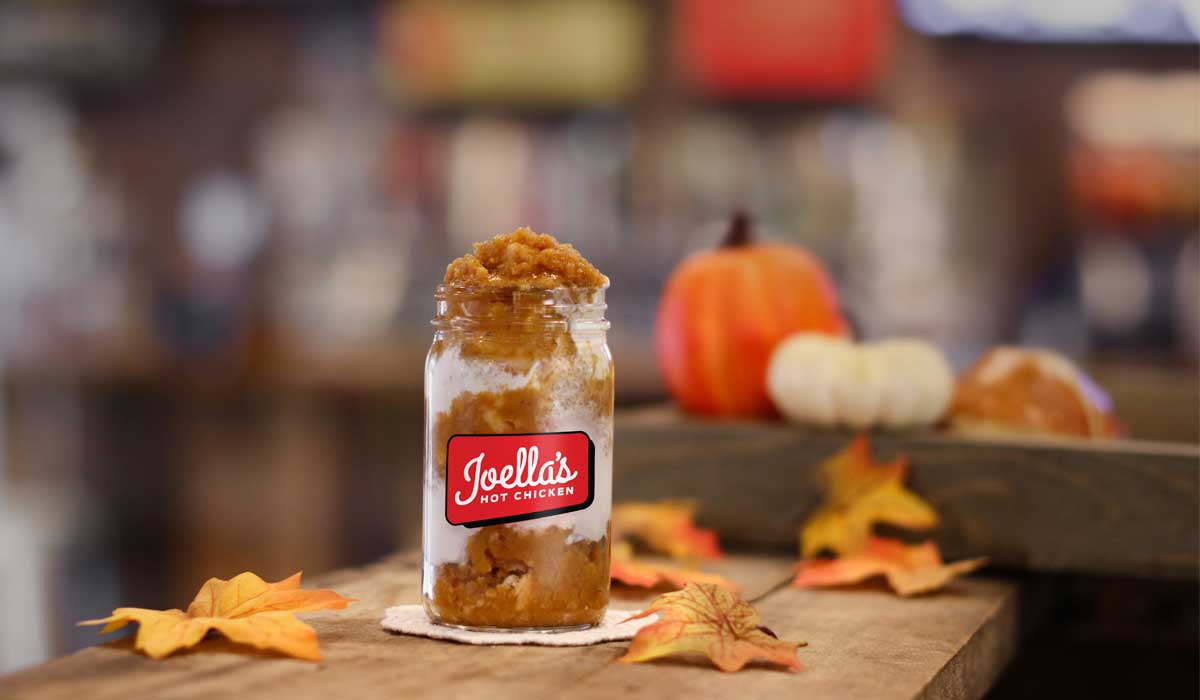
[79,571,355,661]
[620,582,805,672]
[794,536,987,596]
[800,435,938,558]
[612,500,723,560]
[610,542,740,592]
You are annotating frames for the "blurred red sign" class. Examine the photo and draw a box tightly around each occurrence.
[674,0,891,99]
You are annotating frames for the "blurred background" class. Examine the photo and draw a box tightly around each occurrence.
[0,0,1196,674]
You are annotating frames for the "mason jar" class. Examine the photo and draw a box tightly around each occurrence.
[422,284,613,630]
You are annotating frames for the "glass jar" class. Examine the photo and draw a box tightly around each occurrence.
[422,285,613,630]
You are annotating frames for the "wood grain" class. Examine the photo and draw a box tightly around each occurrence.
[1,554,1015,700]
[614,407,1200,579]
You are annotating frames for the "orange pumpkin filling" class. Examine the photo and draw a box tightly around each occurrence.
[429,525,611,629]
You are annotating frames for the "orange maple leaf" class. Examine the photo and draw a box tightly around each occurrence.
[609,541,740,592]
[612,500,723,560]
[620,583,805,673]
[800,435,938,558]
[79,571,355,661]
[794,536,987,596]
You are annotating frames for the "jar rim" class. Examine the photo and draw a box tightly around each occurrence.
[434,283,609,297]
[431,284,608,331]
[433,284,607,308]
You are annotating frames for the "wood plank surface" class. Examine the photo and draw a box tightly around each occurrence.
[614,407,1200,580]
[1,554,1016,700]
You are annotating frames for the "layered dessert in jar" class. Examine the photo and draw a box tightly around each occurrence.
[422,228,614,630]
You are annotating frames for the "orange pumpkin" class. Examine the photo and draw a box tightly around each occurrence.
[655,213,848,417]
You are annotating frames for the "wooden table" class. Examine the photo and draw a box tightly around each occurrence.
[2,553,1017,700]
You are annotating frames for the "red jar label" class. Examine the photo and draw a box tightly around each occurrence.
[445,432,594,528]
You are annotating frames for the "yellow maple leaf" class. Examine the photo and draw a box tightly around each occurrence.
[609,541,740,592]
[612,500,723,560]
[800,435,938,558]
[794,536,987,596]
[79,571,355,661]
[620,583,805,673]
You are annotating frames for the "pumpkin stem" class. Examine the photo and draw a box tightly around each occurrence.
[721,211,752,248]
